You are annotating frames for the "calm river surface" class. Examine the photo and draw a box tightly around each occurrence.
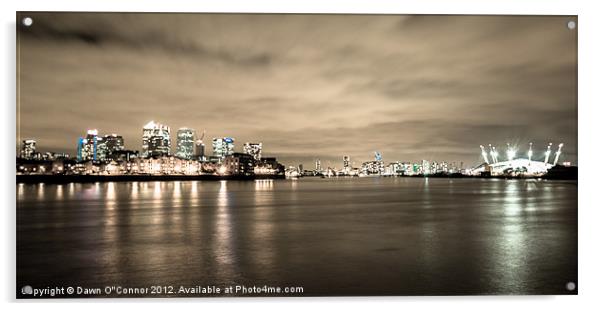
[17,178,577,296]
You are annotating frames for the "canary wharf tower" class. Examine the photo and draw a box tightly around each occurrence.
[142,121,171,157]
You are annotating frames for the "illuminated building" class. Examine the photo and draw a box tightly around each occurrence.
[343,156,350,169]
[96,136,108,162]
[77,129,99,162]
[103,134,124,158]
[421,160,429,175]
[470,142,565,176]
[176,128,195,160]
[361,161,384,175]
[112,150,139,162]
[223,152,255,176]
[256,157,286,176]
[243,142,262,161]
[212,137,235,159]
[20,139,36,159]
[385,162,402,176]
[195,139,205,160]
[315,159,321,172]
[142,121,171,157]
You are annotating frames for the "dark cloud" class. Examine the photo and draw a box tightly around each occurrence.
[16,13,577,167]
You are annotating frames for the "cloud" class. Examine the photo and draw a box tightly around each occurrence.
[16,13,577,167]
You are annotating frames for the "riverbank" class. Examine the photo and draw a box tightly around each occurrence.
[16,174,285,184]
[16,170,576,184]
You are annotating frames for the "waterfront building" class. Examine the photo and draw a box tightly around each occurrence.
[422,160,431,175]
[212,137,235,159]
[77,129,99,162]
[176,128,196,160]
[223,152,255,176]
[112,150,139,162]
[255,157,286,176]
[103,134,125,158]
[342,155,351,174]
[361,161,385,175]
[20,139,36,159]
[243,142,262,161]
[142,121,171,157]
[195,139,205,160]
[96,136,108,162]
[385,162,403,176]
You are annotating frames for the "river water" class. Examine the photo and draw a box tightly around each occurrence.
[16,178,577,296]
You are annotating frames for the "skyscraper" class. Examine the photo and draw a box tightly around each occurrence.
[195,139,205,160]
[103,134,124,156]
[343,155,350,169]
[176,128,195,160]
[243,142,262,161]
[315,159,321,171]
[96,136,108,162]
[77,129,98,161]
[212,137,235,159]
[142,121,171,157]
[20,139,36,159]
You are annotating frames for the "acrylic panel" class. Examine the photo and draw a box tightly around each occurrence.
[16,12,578,298]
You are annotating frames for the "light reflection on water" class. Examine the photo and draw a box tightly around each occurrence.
[17,178,577,295]
[213,180,238,282]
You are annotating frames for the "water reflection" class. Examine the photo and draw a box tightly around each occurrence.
[255,179,274,191]
[173,181,181,204]
[153,181,161,201]
[37,183,44,200]
[131,182,139,200]
[253,180,275,270]
[215,180,235,275]
[56,184,63,200]
[16,178,576,295]
[503,181,522,217]
[17,183,24,199]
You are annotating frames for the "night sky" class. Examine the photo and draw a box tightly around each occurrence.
[17,13,577,168]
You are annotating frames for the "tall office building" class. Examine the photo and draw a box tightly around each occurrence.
[142,121,171,157]
[20,139,36,159]
[195,139,205,160]
[77,129,99,161]
[212,137,235,159]
[243,142,262,161]
[176,128,195,160]
[343,156,350,169]
[96,136,108,162]
[103,134,124,156]
[315,159,321,171]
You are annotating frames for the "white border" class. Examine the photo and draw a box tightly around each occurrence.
[2,0,601,310]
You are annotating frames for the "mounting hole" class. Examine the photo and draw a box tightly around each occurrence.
[566,281,576,291]
[567,21,576,30]
[22,17,33,27]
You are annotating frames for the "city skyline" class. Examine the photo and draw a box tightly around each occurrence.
[17,123,569,170]
[17,13,577,168]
